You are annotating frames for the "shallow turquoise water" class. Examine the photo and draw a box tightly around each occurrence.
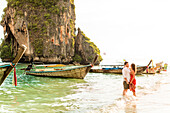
[0,63,170,113]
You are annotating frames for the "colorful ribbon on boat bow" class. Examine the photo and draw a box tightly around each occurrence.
[10,62,17,87]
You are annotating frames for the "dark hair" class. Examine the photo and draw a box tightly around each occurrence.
[124,61,128,66]
[131,63,136,72]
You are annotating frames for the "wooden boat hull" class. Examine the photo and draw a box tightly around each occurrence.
[136,66,148,75]
[90,66,146,75]
[90,60,152,75]
[90,66,151,75]
[156,69,161,73]
[143,72,156,74]
[26,65,92,79]
[44,64,66,67]
[143,67,156,74]
[26,55,99,79]
[0,45,27,86]
[90,69,122,74]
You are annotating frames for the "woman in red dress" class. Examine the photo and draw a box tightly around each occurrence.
[130,63,136,96]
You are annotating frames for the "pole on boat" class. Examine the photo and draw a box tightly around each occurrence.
[147,60,153,66]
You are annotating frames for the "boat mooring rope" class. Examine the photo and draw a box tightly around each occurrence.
[10,62,17,87]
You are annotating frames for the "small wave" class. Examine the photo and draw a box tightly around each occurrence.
[89,93,137,113]
[89,74,167,113]
[0,105,13,113]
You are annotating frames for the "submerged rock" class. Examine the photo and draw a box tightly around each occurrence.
[0,0,102,65]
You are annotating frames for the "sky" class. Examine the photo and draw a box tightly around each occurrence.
[0,0,170,65]
[75,0,170,64]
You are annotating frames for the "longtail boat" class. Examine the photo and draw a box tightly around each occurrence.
[90,60,152,75]
[162,63,168,71]
[143,61,165,74]
[38,64,66,68]
[25,55,98,79]
[0,45,27,86]
[143,66,156,74]
[90,65,124,74]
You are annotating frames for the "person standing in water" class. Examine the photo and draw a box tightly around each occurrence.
[122,62,130,96]
[129,63,136,96]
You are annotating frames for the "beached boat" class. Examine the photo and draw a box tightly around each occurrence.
[137,65,152,75]
[143,67,156,74]
[90,65,124,74]
[155,62,163,73]
[143,61,165,74]
[90,60,152,75]
[38,64,66,68]
[162,63,168,71]
[0,45,27,86]
[25,55,98,79]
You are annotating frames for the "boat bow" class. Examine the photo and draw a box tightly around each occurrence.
[0,45,27,86]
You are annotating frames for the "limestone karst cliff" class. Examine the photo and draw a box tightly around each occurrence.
[0,0,102,64]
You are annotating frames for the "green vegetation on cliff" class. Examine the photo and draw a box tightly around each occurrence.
[0,39,14,59]
[1,0,102,64]
[81,31,103,62]
[4,0,74,56]
[73,54,82,63]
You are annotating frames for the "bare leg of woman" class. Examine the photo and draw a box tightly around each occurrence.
[133,91,136,97]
